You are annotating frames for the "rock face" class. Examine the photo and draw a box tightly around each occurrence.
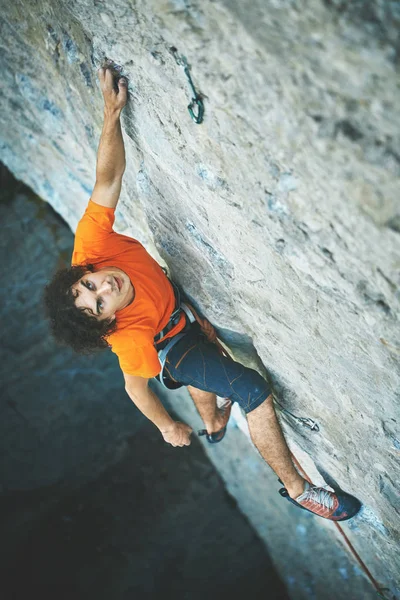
[1,0,399,597]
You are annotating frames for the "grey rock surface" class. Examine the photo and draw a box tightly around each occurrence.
[0,0,399,597]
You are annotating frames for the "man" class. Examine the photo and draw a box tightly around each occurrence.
[45,65,361,521]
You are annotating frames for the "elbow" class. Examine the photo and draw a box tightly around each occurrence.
[125,382,148,402]
[125,384,138,401]
[124,376,149,402]
[113,161,126,179]
[96,170,124,187]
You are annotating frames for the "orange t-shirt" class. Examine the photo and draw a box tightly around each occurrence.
[72,199,186,377]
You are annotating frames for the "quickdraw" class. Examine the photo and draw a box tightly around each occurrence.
[274,398,320,432]
[170,46,204,124]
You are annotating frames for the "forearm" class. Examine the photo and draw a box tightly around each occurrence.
[126,385,175,433]
[96,109,126,184]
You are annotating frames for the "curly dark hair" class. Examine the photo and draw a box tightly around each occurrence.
[44,264,117,354]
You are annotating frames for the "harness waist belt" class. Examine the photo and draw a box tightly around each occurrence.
[154,280,182,345]
[156,302,196,389]
[157,332,187,371]
[154,278,196,345]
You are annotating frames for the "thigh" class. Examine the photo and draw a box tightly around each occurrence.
[187,385,217,404]
[165,330,248,399]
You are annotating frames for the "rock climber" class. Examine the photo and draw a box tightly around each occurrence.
[44,65,361,521]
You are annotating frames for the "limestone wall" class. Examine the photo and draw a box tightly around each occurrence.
[1,1,399,597]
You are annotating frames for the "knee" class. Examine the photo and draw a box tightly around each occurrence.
[262,392,274,408]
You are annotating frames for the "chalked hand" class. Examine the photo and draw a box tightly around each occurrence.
[98,65,128,115]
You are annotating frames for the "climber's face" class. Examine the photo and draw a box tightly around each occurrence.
[71,267,134,322]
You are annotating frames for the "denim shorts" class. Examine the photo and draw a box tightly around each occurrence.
[163,325,270,414]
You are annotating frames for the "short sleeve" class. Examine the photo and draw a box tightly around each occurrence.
[72,199,117,264]
[110,330,161,378]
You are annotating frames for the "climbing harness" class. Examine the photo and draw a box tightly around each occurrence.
[170,46,204,124]
[274,398,320,432]
[154,280,184,345]
[154,279,232,389]
[155,305,196,390]
[154,279,197,389]
[156,331,190,390]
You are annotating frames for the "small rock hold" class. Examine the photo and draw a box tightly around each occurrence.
[268,163,280,180]
[150,50,164,64]
[321,247,334,262]
[335,120,363,142]
[266,193,289,217]
[277,172,297,194]
[196,165,229,191]
[100,12,113,27]
[62,34,79,63]
[385,214,400,233]
[80,62,93,87]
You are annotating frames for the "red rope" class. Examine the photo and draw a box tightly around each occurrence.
[185,303,230,357]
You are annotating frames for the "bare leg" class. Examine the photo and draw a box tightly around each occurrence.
[188,387,305,499]
[187,386,231,434]
[247,395,305,499]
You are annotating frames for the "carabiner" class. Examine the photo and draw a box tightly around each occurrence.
[298,417,320,432]
[170,46,204,124]
[188,96,204,124]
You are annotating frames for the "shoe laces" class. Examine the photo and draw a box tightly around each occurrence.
[297,485,335,510]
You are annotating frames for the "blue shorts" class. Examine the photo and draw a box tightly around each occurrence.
[163,325,270,414]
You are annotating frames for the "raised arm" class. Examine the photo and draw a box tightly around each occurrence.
[91,66,128,209]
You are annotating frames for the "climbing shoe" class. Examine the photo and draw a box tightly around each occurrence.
[198,400,232,444]
[279,481,361,521]
[198,426,227,443]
